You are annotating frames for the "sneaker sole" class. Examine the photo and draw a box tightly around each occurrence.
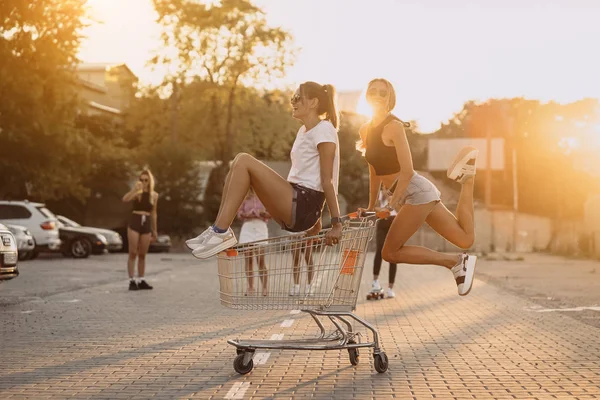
[447,147,478,180]
[192,237,238,259]
[459,255,477,296]
[185,241,201,251]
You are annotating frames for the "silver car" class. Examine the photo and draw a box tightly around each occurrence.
[57,215,123,252]
[6,224,35,261]
[0,223,19,281]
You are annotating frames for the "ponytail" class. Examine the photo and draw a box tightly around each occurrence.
[321,84,339,129]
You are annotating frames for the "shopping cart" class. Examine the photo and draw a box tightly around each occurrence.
[217,212,390,374]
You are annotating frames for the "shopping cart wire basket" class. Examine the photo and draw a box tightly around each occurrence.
[217,212,390,374]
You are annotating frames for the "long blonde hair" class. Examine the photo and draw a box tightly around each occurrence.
[139,168,156,205]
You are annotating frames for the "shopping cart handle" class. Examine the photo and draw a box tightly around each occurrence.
[347,210,390,220]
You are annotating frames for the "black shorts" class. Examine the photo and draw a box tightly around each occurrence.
[282,183,326,233]
[129,214,151,234]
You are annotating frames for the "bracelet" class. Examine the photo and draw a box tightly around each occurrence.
[331,217,342,225]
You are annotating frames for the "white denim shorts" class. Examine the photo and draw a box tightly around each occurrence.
[385,172,441,208]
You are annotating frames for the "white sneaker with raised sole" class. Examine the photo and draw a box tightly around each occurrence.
[451,253,477,296]
[447,146,478,184]
[386,288,396,298]
[191,227,237,259]
[186,227,216,250]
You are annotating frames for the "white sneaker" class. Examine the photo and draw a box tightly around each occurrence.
[289,284,300,296]
[191,227,237,259]
[451,253,477,296]
[304,284,314,296]
[186,227,216,250]
[447,146,478,184]
[371,280,381,291]
[386,288,395,298]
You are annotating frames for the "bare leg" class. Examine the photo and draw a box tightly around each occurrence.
[382,202,461,269]
[305,244,314,284]
[127,228,140,279]
[137,233,152,278]
[292,244,301,285]
[214,153,295,230]
[245,250,254,293]
[426,179,475,249]
[258,249,268,296]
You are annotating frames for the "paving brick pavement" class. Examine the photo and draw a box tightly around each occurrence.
[1,253,599,399]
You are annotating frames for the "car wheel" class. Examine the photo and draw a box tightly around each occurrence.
[70,238,92,259]
[18,251,32,261]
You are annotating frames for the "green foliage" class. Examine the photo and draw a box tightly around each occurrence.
[151,0,296,166]
[0,0,89,200]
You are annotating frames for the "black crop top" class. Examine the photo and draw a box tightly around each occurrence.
[133,191,153,212]
[365,114,403,176]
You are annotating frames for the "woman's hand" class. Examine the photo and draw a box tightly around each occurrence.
[325,223,342,246]
[357,207,374,217]
[151,231,158,242]
[134,181,143,192]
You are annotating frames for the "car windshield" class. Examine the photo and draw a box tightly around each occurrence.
[59,216,80,227]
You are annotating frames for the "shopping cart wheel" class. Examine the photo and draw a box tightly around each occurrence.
[233,354,254,375]
[373,352,388,373]
[347,339,360,365]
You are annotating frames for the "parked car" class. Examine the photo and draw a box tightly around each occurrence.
[113,227,172,253]
[5,224,35,261]
[0,223,19,281]
[57,215,123,252]
[58,225,108,258]
[0,200,61,258]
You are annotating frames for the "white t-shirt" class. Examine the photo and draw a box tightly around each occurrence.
[287,120,339,194]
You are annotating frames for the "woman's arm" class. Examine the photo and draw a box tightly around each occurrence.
[367,164,381,210]
[122,181,143,202]
[151,192,159,238]
[386,121,415,208]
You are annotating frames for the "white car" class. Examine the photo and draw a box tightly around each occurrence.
[6,224,36,261]
[0,201,61,258]
[0,223,19,281]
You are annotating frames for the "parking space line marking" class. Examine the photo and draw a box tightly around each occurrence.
[280,319,294,327]
[254,352,271,365]
[290,309,301,314]
[225,382,250,399]
[270,334,284,340]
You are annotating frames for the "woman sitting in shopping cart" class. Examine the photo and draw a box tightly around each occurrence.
[357,78,478,296]
[187,82,343,259]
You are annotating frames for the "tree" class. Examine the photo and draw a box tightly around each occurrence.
[151,0,295,164]
[0,0,90,200]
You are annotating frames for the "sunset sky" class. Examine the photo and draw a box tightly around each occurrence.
[79,0,600,133]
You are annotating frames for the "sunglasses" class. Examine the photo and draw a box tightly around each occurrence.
[290,94,303,105]
[140,178,149,183]
[367,88,389,98]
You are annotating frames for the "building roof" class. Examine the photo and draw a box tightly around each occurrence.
[78,63,138,80]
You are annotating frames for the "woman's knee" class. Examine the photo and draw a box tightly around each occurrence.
[137,253,146,262]
[455,233,475,250]
[381,244,400,263]
[232,152,254,167]
[128,251,137,260]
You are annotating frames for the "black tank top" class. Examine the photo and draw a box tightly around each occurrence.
[133,192,152,212]
[365,114,404,176]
